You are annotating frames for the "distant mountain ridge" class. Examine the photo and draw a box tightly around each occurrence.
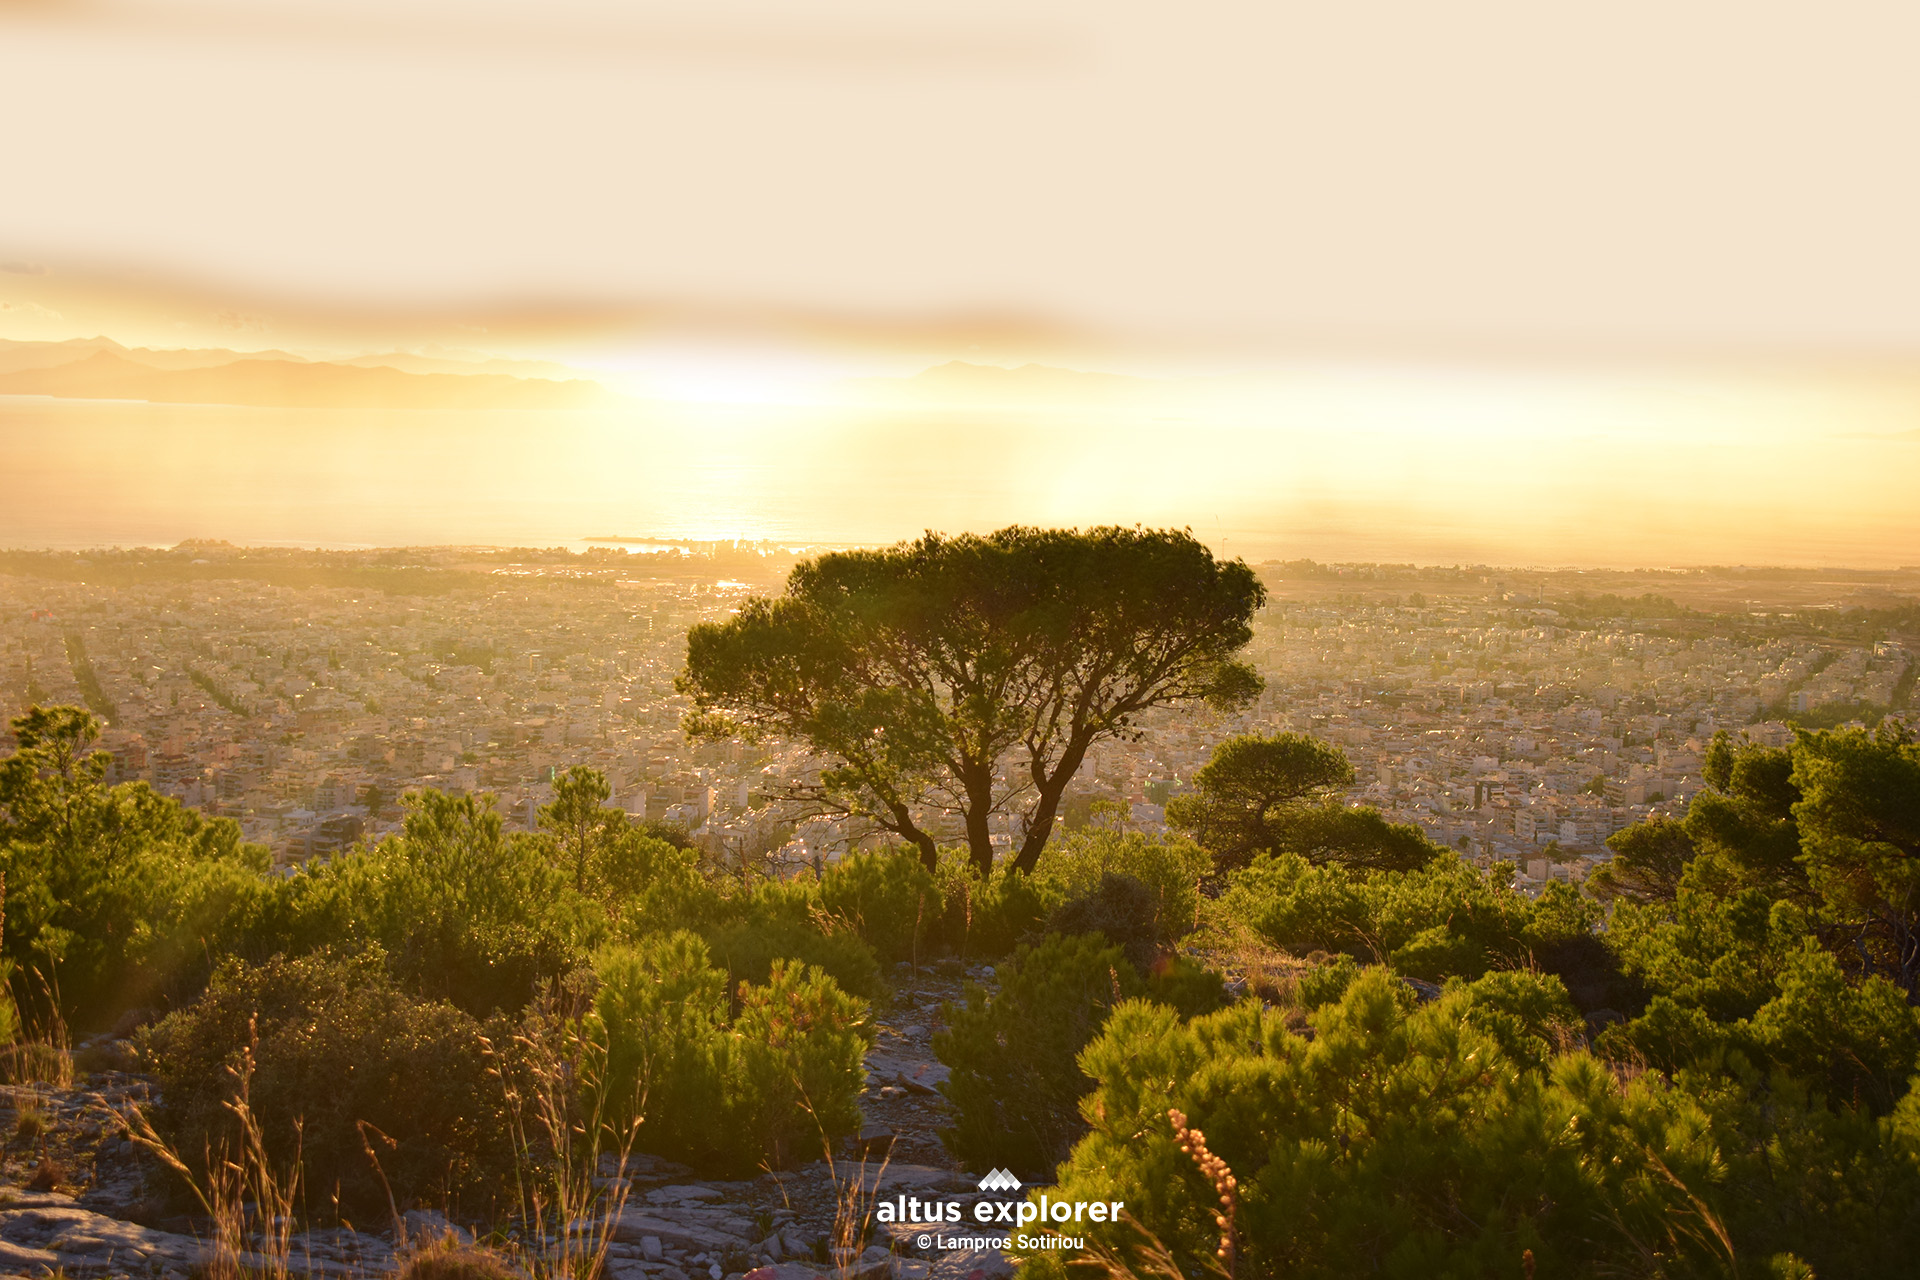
[0,338,616,410]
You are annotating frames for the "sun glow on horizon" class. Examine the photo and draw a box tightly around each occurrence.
[3,303,1918,569]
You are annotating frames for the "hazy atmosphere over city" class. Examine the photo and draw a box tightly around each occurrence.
[3,5,1920,1280]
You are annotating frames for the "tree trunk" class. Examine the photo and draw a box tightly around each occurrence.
[884,799,940,872]
[1010,735,1092,874]
[910,827,938,873]
[961,763,997,879]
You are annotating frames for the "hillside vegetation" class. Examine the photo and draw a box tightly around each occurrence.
[1,703,1918,1278]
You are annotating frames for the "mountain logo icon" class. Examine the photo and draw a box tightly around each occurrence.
[977,1168,1021,1192]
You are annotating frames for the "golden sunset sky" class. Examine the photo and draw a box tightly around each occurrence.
[2,1,1918,563]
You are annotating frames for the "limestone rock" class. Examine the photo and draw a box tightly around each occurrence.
[602,1152,696,1181]
[742,1264,824,1280]
[612,1209,750,1253]
[403,1208,473,1246]
[0,1239,61,1272]
[853,1121,894,1158]
[841,1244,894,1280]
[928,1247,1014,1280]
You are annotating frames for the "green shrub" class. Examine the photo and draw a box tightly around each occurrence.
[1671,1060,1920,1275]
[1047,872,1163,970]
[592,932,871,1176]
[703,913,883,1002]
[1597,994,1730,1073]
[1444,969,1584,1069]
[1388,924,1487,982]
[819,851,941,963]
[930,855,1052,961]
[1214,852,1372,959]
[592,932,729,1162]
[726,959,871,1168]
[0,705,284,1029]
[1745,944,1920,1111]
[1294,953,1362,1009]
[139,949,510,1215]
[1216,853,1626,1007]
[934,932,1142,1178]
[1025,970,1741,1280]
[276,791,594,1017]
[1031,829,1210,946]
[1143,953,1228,1019]
[1602,944,1920,1112]
[599,834,730,936]
[1367,854,1536,967]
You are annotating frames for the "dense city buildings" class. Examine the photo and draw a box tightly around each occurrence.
[3,547,1913,895]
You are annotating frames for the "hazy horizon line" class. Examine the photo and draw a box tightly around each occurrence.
[3,537,1916,580]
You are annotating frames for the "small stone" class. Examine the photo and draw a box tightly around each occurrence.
[661,1268,691,1280]
[403,1209,472,1246]
[853,1121,894,1158]
[646,1185,726,1205]
[744,1265,825,1280]
[844,1245,893,1280]
[643,1236,665,1261]
[893,1072,939,1097]
[709,1264,724,1280]
[929,1248,1013,1280]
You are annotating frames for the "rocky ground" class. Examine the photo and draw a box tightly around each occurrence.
[0,962,1016,1280]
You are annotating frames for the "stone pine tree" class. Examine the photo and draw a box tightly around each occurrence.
[677,526,1265,876]
[1164,731,1442,872]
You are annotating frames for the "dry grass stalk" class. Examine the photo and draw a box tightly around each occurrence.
[792,1078,888,1278]
[1071,1223,1191,1280]
[0,1042,74,1090]
[488,987,641,1280]
[1188,917,1311,1009]
[113,1017,304,1280]
[0,971,75,1089]
[822,1147,889,1279]
[398,1233,522,1280]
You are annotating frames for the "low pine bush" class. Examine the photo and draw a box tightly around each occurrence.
[818,850,942,963]
[934,932,1143,1178]
[727,960,870,1168]
[704,913,883,1002]
[139,948,511,1215]
[1293,952,1361,1009]
[1018,967,1920,1280]
[1031,829,1210,948]
[929,855,1052,961]
[1143,953,1229,1019]
[1047,871,1164,971]
[592,932,871,1176]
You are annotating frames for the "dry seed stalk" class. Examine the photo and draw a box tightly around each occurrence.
[1168,1108,1236,1279]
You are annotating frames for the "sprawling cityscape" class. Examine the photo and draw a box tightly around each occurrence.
[6,544,1911,892]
